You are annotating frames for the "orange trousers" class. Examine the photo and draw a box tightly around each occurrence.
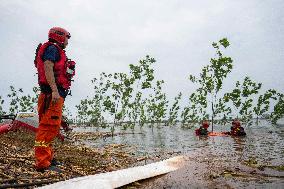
[34,93,64,170]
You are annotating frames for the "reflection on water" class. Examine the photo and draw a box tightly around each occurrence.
[73,120,284,165]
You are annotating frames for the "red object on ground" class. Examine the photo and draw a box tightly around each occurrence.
[0,123,11,134]
[0,120,36,135]
[0,119,65,141]
[13,120,37,132]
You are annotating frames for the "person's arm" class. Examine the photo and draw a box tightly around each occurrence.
[44,60,60,103]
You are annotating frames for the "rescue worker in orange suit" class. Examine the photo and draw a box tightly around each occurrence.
[230,120,246,136]
[34,27,75,172]
[195,120,210,136]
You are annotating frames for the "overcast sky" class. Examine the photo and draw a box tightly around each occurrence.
[0,0,283,114]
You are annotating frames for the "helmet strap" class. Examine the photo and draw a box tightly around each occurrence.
[48,38,64,49]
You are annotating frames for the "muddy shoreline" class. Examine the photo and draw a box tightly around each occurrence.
[134,149,284,189]
[131,134,284,189]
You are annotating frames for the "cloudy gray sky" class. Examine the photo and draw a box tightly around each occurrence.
[0,0,283,114]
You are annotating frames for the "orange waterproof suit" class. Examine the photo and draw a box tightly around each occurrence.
[34,93,64,170]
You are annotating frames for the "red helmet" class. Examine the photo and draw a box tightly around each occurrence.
[202,121,209,128]
[232,120,241,126]
[48,27,71,44]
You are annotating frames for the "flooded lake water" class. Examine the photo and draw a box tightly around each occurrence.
[73,120,284,165]
[72,120,284,188]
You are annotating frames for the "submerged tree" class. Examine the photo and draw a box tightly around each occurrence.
[108,72,133,125]
[7,86,22,114]
[253,89,277,124]
[127,91,143,128]
[166,92,182,126]
[7,86,39,114]
[225,77,262,126]
[215,97,232,126]
[189,38,233,131]
[18,87,39,112]
[181,89,208,128]
[76,72,111,126]
[62,105,74,123]
[106,55,157,129]
[76,98,91,124]
[146,80,168,128]
[128,56,156,128]
[270,93,284,125]
[127,55,156,128]
[76,55,158,131]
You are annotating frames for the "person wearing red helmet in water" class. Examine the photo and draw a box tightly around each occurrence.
[195,120,210,136]
[33,27,76,172]
[230,119,246,136]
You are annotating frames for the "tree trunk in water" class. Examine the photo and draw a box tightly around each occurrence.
[211,115,214,132]
[211,101,214,132]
